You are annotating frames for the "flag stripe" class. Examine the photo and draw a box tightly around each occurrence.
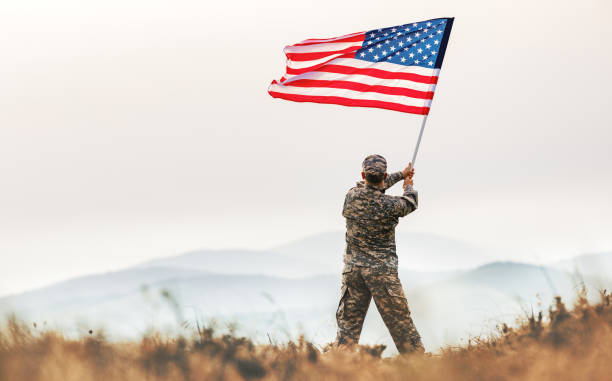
[269,82,431,108]
[286,46,363,61]
[284,41,364,54]
[268,91,430,115]
[282,71,437,92]
[297,64,438,84]
[286,53,355,71]
[286,58,439,83]
[282,79,434,99]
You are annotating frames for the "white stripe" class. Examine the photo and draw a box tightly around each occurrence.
[282,71,437,93]
[330,58,440,76]
[269,83,430,108]
[284,41,363,54]
[287,56,440,75]
[298,31,364,44]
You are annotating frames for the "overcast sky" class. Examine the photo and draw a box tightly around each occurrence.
[1,0,611,296]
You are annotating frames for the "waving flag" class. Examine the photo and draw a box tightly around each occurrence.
[269,18,453,115]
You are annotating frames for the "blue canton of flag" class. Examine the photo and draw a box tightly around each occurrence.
[357,18,453,68]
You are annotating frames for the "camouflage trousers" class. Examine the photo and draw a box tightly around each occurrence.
[335,266,424,353]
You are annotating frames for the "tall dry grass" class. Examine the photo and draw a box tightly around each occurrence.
[1,290,610,381]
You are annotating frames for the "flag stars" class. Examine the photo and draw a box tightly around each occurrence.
[360,21,448,68]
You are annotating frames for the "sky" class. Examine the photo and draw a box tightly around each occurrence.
[1,0,611,296]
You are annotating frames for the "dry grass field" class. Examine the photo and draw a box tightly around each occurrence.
[1,290,610,381]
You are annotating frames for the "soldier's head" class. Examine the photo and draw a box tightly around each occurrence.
[361,154,388,186]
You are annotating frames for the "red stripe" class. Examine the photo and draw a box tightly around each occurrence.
[287,63,438,84]
[284,79,434,99]
[286,46,362,61]
[268,91,429,115]
[293,33,365,46]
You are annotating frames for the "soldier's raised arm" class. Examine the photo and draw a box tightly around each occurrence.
[389,164,418,217]
[382,171,404,190]
[383,163,414,190]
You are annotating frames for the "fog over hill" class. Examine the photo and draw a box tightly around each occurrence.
[553,252,612,280]
[273,231,493,271]
[2,233,610,354]
[139,249,330,278]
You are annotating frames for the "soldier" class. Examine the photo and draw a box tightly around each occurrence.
[335,154,424,354]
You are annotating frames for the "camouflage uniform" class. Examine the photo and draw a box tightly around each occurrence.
[336,154,424,353]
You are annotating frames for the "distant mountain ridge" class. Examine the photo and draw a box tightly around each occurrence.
[138,249,330,278]
[272,231,494,271]
[1,233,610,354]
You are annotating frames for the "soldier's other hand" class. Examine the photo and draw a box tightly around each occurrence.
[403,175,414,188]
[401,163,415,179]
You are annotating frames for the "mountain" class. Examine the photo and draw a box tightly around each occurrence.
[2,255,610,354]
[273,231,493,271]
[552,252,612,282]
[138,249,332,277]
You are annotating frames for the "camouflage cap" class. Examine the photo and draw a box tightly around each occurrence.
[362,154,387,175]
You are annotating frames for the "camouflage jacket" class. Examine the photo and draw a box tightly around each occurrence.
[342,171,418,272]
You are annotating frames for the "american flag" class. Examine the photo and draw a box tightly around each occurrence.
[268,18,453,115]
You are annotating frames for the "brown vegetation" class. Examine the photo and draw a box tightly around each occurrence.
[1,290,610,381]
